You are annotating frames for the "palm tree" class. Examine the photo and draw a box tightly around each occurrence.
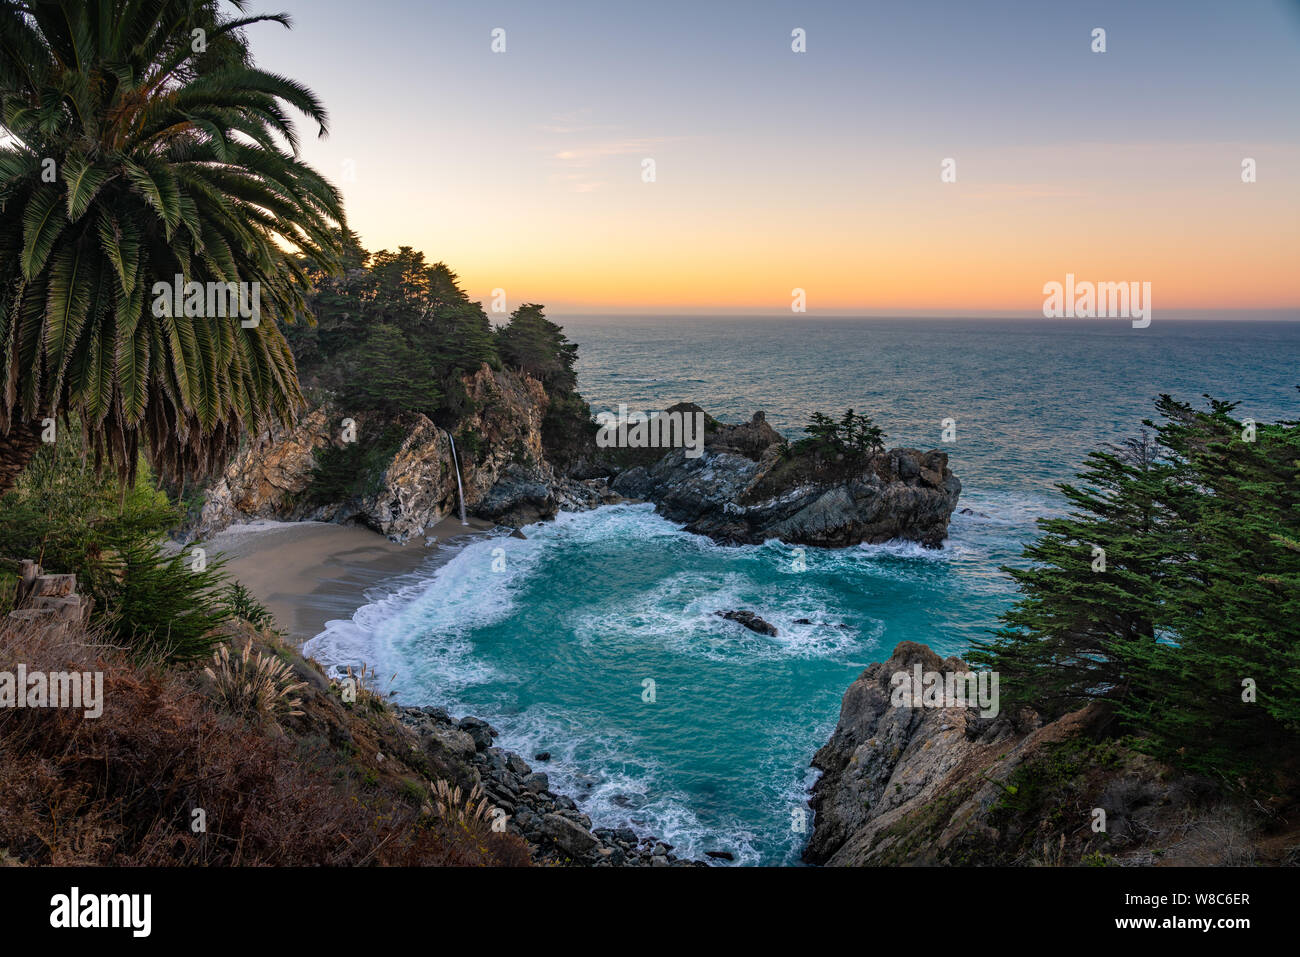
[0,0,343,493]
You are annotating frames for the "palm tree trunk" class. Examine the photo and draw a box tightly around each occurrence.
[0,421,44,495]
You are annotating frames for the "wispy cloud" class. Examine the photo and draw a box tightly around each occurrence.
[537,111,677,192]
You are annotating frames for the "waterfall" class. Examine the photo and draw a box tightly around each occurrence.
[445,430,469,526]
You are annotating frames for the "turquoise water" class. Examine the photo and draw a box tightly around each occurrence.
[306,318,1299,865]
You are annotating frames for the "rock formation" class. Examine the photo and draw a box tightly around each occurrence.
[6,561,95,633]
[805,641,1293,866]
[611,411,961,548]
[193,381,961,552]
[192,364,616,542]
[396,705,705,867]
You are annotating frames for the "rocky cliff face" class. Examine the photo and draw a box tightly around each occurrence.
[195,385,961,552]
[611,411,961,548]
[192,364,616,542]
[805,641,1293,866]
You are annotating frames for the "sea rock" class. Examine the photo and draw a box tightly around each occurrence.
[521,772,550,794]
[425,724,477,760]
[611,412,961,548]
[716,610,779,636]
[458,716,498,751]
[472,463,556,526]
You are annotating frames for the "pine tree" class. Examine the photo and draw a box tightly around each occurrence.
[1115,396,1300,779]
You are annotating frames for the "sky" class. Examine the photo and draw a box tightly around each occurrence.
[246,0,1300,316]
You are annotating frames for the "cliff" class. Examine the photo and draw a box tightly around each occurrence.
[191,364,616,542]
[805,641,1298,866]
[193,386,961,552]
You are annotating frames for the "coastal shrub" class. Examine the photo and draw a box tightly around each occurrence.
[222,581,281,635]
[304,423,408,506]
[0,437,230,662]
[96,537,232,663]
[972,393,1300,788]
[544,388,600,473]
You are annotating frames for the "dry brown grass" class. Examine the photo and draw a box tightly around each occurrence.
[0,615,530,866]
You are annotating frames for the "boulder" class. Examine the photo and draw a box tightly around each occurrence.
[716,610,778,636]
[540,813,598,858]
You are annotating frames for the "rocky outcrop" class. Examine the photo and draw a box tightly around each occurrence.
[805,641,1291,867]
[396,706,704,867]
[191,364,619,542]
[716,609,778,636]
[611,412,961,548]
[193,406,333,537]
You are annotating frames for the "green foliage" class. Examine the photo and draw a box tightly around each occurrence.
[0,436,229,661]
[338,324,443,418]
[497,304,579,393]
[287,241,514,432]
[0,0,344,490]
[102,537,231,663]
[303,424,408,505]
[0,440,177,575]
[791,409,886,460]
[286,243,588,472]
[972,393,1300,786]
[0,571,16,616]
[222,581,281,635]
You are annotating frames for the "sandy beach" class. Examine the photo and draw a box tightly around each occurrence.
[206,516,496,645]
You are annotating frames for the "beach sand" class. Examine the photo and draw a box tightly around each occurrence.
[206,516,496,645]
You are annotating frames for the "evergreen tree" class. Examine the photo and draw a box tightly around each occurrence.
[972,394,1300,786]
[970,433,1175,716]
[1115,396,1300,779]
[497,304,578,392]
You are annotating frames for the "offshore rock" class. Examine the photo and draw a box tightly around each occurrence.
[611,411,961,548]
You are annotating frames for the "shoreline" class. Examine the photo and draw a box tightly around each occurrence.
[206,516,497,645]
[205,513,706,866]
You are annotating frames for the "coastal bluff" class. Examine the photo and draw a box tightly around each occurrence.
[189,363,616,542]
[191,386,962,552]
[805,642,1295,866]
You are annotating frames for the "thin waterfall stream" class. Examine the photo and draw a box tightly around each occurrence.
[446,430,469,526]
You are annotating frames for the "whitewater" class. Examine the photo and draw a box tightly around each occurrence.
[305,317,1300,865]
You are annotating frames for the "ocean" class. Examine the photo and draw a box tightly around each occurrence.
[304,317,1300,865]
